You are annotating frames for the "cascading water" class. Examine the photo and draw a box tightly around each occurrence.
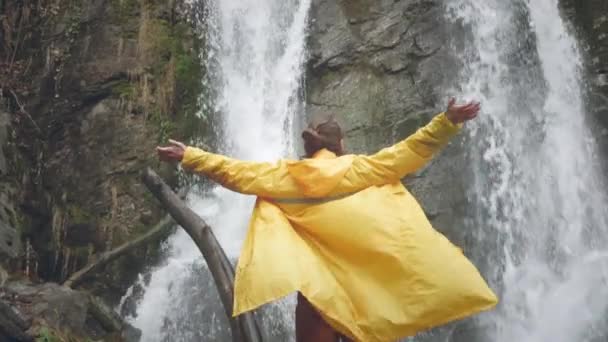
[445,0,608,341]
[123,0,311,340]
[123,0,608,341]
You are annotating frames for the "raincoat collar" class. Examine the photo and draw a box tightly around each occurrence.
[312,149,337,159]
[287,149,353,197]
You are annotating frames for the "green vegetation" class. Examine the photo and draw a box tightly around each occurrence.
[35,326,87,342]
[149,109,176,143]
[36,327,62,342]
[111,81,135,99]
[108,1,209,145]
[10,209,27,240]
[111,0,139,28]
[142,19,206,143]
[66,204,93,225]
[62,0,84,59]
[64,9,82,44]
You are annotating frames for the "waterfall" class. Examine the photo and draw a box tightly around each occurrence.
[447,0,608,341]
[124,0,311,340]
[124,0,608,341]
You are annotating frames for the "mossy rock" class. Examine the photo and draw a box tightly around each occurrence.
[111,81,135,99]
[66,205,93,225]
[35,326,82,342]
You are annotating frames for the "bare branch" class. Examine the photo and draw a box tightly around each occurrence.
[7,89,42,136]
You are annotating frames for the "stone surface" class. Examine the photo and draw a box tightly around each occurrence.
[0,297,32,342]
[31,284,89,333]
[0,0,207,304]
[1,280,140,341]
[0,110,22,266]
[0,220,21,261]
[0,111,9,175]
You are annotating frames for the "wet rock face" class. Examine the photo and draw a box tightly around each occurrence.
[0,0,207,301]
[306,0,468,241]
[0,109,22,270]
[0,220,20,262]
[1,280,141,341]
[307,0,452,152]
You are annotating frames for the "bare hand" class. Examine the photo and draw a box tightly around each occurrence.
[156,139,186,163]
[445,97,481,124]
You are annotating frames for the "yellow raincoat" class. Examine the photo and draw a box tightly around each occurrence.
[181,112,498,342]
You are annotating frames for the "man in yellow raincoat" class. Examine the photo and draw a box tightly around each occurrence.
[157,98,498,342]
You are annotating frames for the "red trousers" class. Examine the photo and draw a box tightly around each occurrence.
[295,293,353,342]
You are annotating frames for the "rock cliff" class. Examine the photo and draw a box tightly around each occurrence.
[0,0,208,340]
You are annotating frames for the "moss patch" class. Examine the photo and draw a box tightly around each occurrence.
[36,326,82,342]
[110,0,139,27]
[111,81,135,99]
[66,204,93,225]
[138,17,207,143]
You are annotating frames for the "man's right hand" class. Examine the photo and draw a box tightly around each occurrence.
[157,139,186,163]
[445,97,481,124]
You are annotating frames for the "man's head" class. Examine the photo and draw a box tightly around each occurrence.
[301,116,344,157]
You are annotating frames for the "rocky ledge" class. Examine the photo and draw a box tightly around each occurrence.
[1,280,140,341]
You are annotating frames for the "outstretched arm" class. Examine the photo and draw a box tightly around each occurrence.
[156,140,296,197]
[344,98,480,187]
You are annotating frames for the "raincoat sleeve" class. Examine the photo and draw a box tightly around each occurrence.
[347,112,462,185]
[181,147,296,197]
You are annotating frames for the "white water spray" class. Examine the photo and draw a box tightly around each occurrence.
[125,0,311,340]
[448,1,608,341]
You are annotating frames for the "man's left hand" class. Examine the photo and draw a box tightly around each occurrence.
[445,97,481,124]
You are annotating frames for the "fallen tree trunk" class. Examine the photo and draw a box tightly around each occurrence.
[141,168,263,342]
[63,215,175,288]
